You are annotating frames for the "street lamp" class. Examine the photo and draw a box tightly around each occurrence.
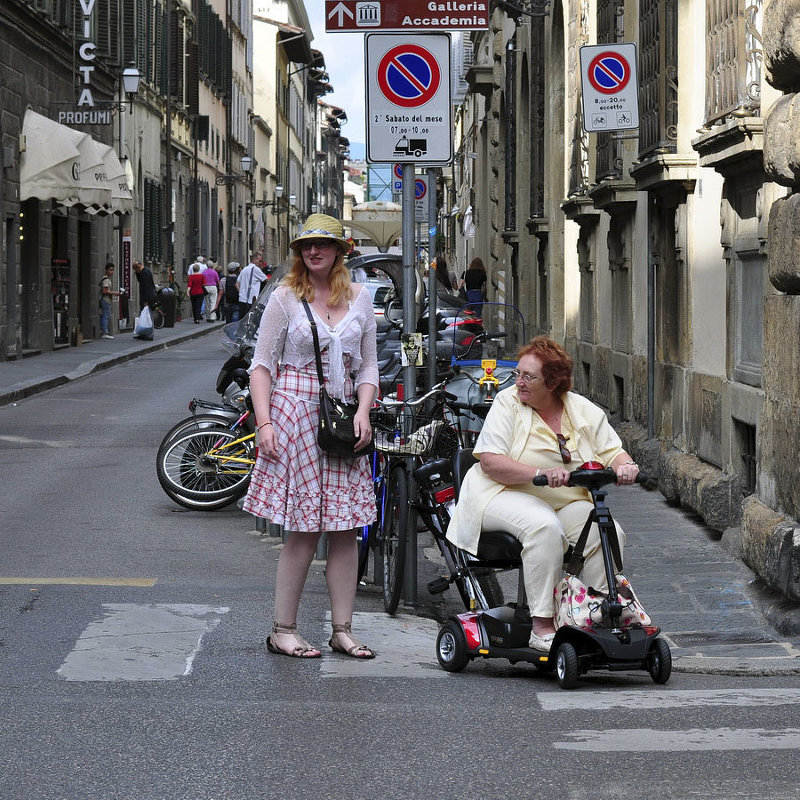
[121,64,142,99]
[252,184,284,208]
[215,153,254,185]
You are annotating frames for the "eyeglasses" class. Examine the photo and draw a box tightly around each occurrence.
[299,238,336,251]
[556,433,572,464]
[512,368,539,384]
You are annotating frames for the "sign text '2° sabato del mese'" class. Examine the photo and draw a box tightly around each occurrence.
[325,1,489,32]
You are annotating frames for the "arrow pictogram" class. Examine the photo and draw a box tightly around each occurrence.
[328,2,354,26]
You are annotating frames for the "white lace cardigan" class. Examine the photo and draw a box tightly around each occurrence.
[249,284,379,400]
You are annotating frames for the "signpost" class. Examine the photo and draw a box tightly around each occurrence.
[325,0,489,32]
[365,33,452,164]
[579,43,639,132]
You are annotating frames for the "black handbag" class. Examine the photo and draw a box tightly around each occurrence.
[302,300,373,458]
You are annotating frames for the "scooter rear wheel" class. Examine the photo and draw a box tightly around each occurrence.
[436,620,470,672]
[648,637,672,684]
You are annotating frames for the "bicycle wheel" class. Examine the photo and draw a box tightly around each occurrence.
[156,428,253,505]
[158,414,241,452]
[152,307,165,329]
[381,463,408,614]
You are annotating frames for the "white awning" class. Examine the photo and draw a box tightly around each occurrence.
[348,201,403,250]
[20,109,132,215]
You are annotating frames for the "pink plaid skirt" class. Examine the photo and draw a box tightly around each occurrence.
[242,364,376,532]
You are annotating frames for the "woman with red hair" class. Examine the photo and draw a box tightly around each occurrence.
[446,336,639,652]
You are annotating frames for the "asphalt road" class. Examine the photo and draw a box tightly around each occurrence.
[1,337,799,800]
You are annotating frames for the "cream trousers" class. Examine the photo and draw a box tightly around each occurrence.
[482,490,626,618]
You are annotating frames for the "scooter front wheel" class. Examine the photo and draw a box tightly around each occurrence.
[555,642,579,689]
[648,637,672,684]
[436,620,470,672]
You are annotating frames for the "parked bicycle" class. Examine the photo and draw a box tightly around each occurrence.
[369,380,463,613]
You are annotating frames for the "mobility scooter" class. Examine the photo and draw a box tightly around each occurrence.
[430,452,672,689]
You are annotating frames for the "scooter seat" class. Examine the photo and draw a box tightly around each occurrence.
[476,530,522,563]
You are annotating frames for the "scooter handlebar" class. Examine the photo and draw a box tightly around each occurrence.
[532,469,655,489]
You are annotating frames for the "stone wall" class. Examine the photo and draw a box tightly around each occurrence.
[736,0,800,601]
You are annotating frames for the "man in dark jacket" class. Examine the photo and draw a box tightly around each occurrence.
[133,261,157,310]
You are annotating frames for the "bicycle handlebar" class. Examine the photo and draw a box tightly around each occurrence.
[373,374,457,410]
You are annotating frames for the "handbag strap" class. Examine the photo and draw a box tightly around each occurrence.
[301,299,325,386]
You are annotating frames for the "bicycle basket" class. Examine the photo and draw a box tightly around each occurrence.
[373,411,459,458]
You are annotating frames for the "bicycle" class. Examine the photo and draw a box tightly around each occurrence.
[150,291,166,329]
[156,413,255,511]
[370,380,463,613]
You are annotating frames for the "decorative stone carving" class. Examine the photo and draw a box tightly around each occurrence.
[764,0,800,92]
[763,93,800,185]
[766,193,800,292]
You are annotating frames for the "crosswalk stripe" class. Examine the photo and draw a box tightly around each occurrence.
[319,611,447,678]
[554,728,800,751]
[538,688,800,712]
[57,603,229,682]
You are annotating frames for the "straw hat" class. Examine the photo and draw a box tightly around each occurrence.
[289,213,352,253]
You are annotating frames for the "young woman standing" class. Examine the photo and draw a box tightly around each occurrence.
[243,214,378,659]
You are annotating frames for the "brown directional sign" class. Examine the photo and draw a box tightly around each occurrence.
[325,1,490,32]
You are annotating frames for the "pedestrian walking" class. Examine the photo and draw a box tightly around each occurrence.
[187,264,205,323]
[236,254,267,320]
[98,262,121,339]
[132,261,157,311]
[203,262,220,321]
[243,213,378,660]
[459,256,488,312]
[221,262,240,323]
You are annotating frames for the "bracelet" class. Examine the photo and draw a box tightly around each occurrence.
[257,421,273,431]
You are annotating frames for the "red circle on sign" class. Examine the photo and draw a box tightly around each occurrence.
[377,44,440,108]
[587,51,630,95]
[393,164,404,179]
[415,179,427,199]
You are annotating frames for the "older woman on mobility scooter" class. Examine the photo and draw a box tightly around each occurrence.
[446,336,639,652]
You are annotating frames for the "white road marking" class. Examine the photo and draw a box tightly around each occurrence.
[554,728,800,751]
[319,611,446,678]
[57,603,229,682]
[538,688,800,712]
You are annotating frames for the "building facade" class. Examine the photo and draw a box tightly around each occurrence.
[447,0,800,604]
[0,0,347,357]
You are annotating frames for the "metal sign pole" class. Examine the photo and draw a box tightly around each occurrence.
[427,167,438,393]
[402,162,417,606]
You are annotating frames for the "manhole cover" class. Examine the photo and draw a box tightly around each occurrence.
[669,631,777,646]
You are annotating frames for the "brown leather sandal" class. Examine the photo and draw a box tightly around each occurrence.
[329,622,376,659]
[266,622,321,658]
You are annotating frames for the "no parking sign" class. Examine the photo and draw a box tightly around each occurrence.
[366,33,452,164]
[580,43,639,132]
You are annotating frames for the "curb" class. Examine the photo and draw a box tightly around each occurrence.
[0,324,223,407]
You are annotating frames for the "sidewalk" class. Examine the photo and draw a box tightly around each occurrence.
[0,319,224,407]
[4,331,800,676]
[417,483,800,677]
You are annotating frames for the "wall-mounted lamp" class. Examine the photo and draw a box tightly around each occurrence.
[215,153,254,186]
[94,63,141,113]
[253,184,284,208]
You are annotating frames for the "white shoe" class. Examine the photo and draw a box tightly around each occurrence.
[101,334,114,339]
[528,631,555,652]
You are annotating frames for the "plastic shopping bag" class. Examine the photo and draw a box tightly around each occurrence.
[133,305,154,340]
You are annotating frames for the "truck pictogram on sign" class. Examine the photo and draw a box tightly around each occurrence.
[394,137,427,158]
